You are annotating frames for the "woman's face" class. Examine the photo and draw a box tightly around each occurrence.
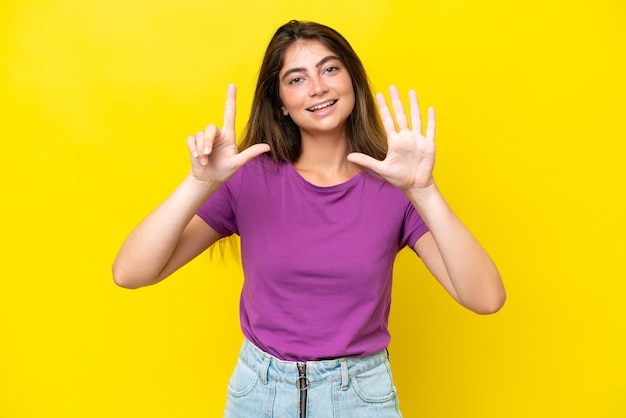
[278,40,355,137]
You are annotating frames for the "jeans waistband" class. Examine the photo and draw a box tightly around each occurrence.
[238,339,389,388]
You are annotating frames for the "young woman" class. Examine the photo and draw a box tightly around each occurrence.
[113,20,505,418]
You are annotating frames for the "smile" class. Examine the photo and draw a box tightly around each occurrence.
[306,100,337,112]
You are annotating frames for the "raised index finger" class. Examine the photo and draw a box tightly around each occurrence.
[376,92,397,137]
[389,85,409,130]
[223,83,237,132]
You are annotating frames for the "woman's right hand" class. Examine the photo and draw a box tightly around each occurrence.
[187,84,270,185]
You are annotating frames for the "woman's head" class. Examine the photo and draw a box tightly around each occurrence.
[240,20,387,162]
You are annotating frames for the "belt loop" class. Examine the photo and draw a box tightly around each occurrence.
[340,358,349,390]
[261,354,270,385]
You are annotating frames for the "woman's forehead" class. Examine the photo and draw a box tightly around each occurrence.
[280,41,338,73]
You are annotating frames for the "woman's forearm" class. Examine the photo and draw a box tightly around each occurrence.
[112,173,220,288]
[407,183,506,314]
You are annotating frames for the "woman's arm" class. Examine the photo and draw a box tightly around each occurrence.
[112,84,270,289]
[112,176,222,289]
[410,187,505,314]
[348,86,505,314]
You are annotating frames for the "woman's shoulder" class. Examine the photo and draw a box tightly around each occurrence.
[229,154,291,189]
[361,169,404,192]
[240,154,287,175]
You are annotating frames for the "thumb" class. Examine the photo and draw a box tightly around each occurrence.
[234,143,271,167]
[347,152,383,174]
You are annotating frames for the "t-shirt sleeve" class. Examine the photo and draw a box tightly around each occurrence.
[400,199,429,250]
[196,172,242,237]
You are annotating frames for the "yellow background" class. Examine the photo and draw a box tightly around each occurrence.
[1,0,624,417]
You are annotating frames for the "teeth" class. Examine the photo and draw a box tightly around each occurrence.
[308,100,336,111]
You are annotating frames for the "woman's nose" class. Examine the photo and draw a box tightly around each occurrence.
[309,76,328,95]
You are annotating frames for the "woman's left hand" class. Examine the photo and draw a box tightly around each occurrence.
[347,85,436,193]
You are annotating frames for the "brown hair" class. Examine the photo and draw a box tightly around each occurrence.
[239,20,387,162]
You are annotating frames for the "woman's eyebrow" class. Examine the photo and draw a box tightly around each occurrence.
[281,55,341,81]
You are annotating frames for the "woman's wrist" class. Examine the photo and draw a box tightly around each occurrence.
[184,171,222,195]
[404,182,440,208]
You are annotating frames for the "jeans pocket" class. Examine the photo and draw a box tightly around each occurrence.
[227,360,260,398]
[351,360,397,403]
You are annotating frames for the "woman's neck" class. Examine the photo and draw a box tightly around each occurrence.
[293,131,361,186]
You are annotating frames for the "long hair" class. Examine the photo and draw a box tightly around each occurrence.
[239,20,387,162]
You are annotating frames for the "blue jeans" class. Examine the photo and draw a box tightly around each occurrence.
[224,339,402,417]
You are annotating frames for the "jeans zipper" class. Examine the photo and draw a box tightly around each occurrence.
[296,362,308,418]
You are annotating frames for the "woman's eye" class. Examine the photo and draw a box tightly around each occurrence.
[325,66,339,74]
[289,77,302,85]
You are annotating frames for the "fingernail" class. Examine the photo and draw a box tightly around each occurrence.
[203,146,210,154]
[192,151,198,158]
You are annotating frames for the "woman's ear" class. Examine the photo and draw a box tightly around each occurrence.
[281,106,288,116]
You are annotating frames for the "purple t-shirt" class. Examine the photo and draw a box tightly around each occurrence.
[197,156,428,361]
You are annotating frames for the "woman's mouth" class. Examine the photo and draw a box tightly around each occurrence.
[307,100,337,112]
